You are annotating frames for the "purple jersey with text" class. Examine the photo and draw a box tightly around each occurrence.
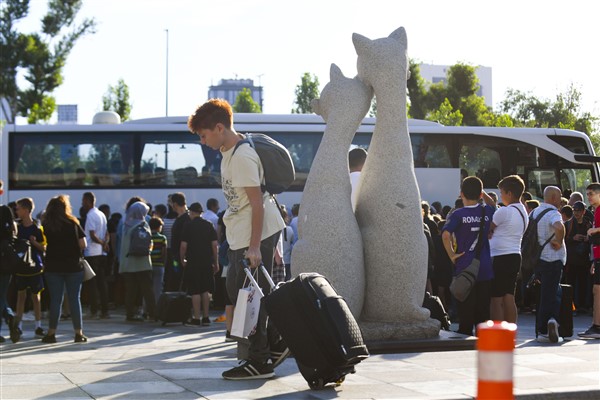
[443,204,495,281]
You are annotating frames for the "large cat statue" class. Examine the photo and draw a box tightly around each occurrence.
[353,27,440,339]
[291,63,372,317]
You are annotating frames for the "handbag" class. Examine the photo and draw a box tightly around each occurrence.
[450,205,486,302]
[81,258,96,281]
[73,223,95,281]
[231,267,264,339]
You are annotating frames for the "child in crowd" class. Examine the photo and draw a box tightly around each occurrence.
[149,217,167,308]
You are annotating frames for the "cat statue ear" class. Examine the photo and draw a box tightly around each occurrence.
[330,63,344,80]
[311,98,321,116]
[352,33,371,54]
[388,26,407,48]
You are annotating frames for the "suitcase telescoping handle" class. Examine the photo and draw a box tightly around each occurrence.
[242,260,276,292]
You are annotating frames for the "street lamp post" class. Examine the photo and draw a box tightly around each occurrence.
[165,29,169,117]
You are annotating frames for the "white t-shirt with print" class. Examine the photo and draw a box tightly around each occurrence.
[489,203,528,257]
[221,142,285,250]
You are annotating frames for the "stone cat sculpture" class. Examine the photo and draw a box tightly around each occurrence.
[353,27,432,325]
[291,63,372,317]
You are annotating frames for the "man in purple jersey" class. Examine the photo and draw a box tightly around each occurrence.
[442,176,496,336]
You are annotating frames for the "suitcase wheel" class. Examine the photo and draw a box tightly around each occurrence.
[308,378,325,390]
[335,376,345,386]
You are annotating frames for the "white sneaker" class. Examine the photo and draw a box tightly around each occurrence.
[548,318,559,343]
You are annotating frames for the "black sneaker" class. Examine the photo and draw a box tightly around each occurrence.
[7,314,20,343]
[201,317,211,326]
[187,318,201,326]
[270,346,291,368]
[0,335,5,343]
[35,327,46,337]
[225,331,235,342]
[222,360,274,380]
[578,325,600,339]
[41,334,56,344]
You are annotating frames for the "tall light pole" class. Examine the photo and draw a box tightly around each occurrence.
[165,29,169,117]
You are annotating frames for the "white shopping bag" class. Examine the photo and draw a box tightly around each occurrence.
[231,268,264,339]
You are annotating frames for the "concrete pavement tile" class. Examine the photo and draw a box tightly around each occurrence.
[394,379,476,398]
[154,366,225,380]
[0,372,70,386]
[514,374,596,390]
[357,359,429,372]
[178,377,303,398]
[0,384,90,399]
[81,380,185,397]
[514,353,583,366]
[546,385,600,395]
[575,371,600,382]
[63,370,164,385]
[513,364,552,377]
[363,368,466,383]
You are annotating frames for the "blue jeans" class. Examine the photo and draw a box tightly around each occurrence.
[0,273,14,331]
[152,266,165,307]
[45,271,84,331]
[534,259,563,334]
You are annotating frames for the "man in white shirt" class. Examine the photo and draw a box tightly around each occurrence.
[203,198,220,230]
[188,99,287,381]
[82,192,110,319]
[348,147,367,210]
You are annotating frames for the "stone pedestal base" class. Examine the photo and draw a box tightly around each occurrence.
[359,318,440,341]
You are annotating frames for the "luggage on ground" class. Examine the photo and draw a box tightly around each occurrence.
[156,291,192,325]
[558,283,574,338]
[423,291,451,331]
[264,272,369,389]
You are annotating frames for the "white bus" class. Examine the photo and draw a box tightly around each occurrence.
[1,112,599,215]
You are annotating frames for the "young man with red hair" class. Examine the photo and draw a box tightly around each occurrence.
[188,99,287,379]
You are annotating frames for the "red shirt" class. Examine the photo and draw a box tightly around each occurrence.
[593,207,600,260]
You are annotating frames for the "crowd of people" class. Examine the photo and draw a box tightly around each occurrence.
[1,98,599,382]
[425,176,600,342]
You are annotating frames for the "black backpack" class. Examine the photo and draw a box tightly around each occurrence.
[0,237,36,274]
[127,222,152,257]
[423,292,451,331]
[521,208,555,273]
[233,133,296,195]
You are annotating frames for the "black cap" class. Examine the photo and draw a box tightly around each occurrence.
[189,202,203,213]
[573,201,586,211]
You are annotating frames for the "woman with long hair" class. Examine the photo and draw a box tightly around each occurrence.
[42,195,88,343]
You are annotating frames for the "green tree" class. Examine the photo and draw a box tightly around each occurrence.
[102,78,132,121]
[0,0,96,123]
[292,72,319,114]
[427,98,463,126]
[500,85,598,135]
[232,88,261,113]
[407,60,427,119]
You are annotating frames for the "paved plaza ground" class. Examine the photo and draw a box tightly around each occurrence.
[0,309,599,399]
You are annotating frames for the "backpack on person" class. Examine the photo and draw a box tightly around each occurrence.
[0,237,36,274]
[127,222,152,257]
[521,208,555,273]
[233,133,296,195]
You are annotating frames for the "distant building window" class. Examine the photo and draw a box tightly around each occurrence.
[432,77,446,84]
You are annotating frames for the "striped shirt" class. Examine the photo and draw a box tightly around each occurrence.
[151,232,167,267]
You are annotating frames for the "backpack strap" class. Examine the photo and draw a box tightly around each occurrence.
[534,207,556,249]
[232,133,250,156]
[510,204,527,234]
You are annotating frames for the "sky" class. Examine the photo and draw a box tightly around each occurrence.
[14,0,600,125]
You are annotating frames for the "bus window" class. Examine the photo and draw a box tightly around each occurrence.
[11,133,132,188]
[140,135,219,187]
[560,168,593,196]
[459,141,501,188]
[269,132,322,190]
[527,169,559,199]
[411,134,452,168]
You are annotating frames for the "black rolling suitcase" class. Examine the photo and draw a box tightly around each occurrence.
[558,284,573,338]
[156,291,192,325]
[264,272,369,389]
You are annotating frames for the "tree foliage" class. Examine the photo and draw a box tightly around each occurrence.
[232,88,261,113]
[0,0,96,123]
[499,85,598,135]
[292,72,319,114]
[102,78,132,121]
